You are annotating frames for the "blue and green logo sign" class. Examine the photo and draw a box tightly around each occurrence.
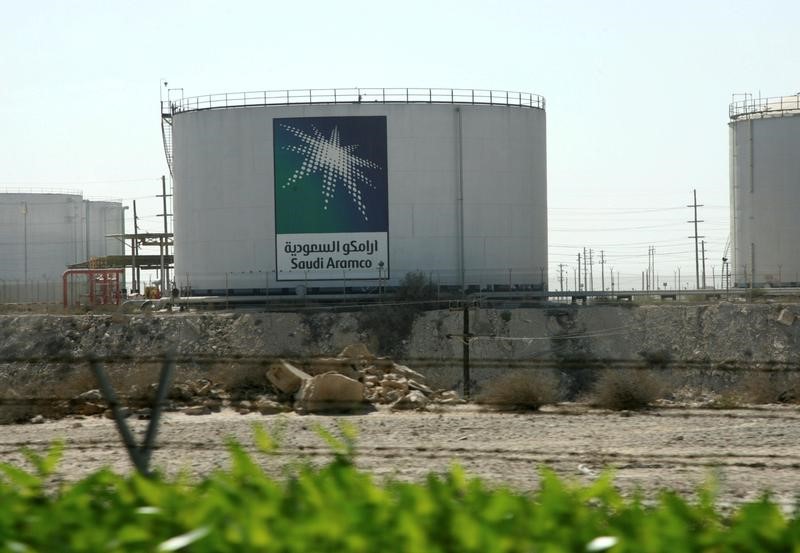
[274,116,389,280]
[274,116,388,234]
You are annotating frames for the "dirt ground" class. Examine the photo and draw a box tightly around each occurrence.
[3,405,800,510]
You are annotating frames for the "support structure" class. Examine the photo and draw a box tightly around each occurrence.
[62,268,124,308]
[91,355,175,476]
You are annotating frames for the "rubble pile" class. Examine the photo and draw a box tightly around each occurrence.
[267,344,463,413]
[31,344,462,422]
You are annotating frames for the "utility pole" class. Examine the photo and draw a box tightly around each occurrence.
[688,189,704,289]
[610,266,614,292]
[158,175,173,293]
[589,249,594,291]
[651,246,656,292]
[558,264,565,292]
[577,253,582,290]
[132,200,140,294]
[600,250,605,291]
[582,248,588,291]
[701,240,707,289]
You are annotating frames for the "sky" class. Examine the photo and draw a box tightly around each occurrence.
[2,0,799,291]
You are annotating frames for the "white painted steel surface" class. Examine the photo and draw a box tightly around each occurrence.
[172,101,547,292]
[730,111,800,286]
[0,193,124,285]
[84,200,125,262]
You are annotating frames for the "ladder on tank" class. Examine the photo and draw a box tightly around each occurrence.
[160,105,174,177]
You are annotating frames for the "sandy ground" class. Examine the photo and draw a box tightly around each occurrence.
[2,405,800,509]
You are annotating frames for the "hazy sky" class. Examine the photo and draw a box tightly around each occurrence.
[2,0,798,290]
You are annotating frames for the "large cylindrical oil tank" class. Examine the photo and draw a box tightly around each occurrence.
[729,94,800,286]
[0,193,124,282]
[168,88,547,295]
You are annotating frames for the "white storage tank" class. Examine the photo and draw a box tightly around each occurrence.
[83,200,126,262]
[0,192,124,283]
[729,94,800,286]
[166,88,547,295]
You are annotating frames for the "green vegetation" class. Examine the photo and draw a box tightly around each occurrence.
[3,426,800,552]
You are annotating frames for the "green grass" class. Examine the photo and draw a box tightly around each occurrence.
[1,425,799,552]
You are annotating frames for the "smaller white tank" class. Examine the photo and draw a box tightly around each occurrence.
[0,193,124,283]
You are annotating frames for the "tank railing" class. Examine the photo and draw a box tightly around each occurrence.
[162,88,545,115]
[729,94,800,119]
[0,187,83,196]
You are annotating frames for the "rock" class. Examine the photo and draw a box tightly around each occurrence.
[380,377,409,391]
[203,399,222,412]
[104,407,131,419]
[295,372,365,412]
[392,390,429,410]
[267,360,311,394]
[408,379,434,395]
[192,379,213,396]
[391,364,425,381]
[76,389,103,402]
[238,400,253,410]
[383,389,404,403]
[337,343,374,360]
[255,399,287,415]
[30,414,45,424]
[238,408,251,415]
[168,383,194,402]
[184,405,212,416]
[363,365,387,377]
[73,402,106,416]
[301,358,360,380]
[433,390,464,404]
[777,308,795,326]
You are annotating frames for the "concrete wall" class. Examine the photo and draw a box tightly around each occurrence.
[1,302,797,392]
[172,103,547,292]
[730,113,800,286]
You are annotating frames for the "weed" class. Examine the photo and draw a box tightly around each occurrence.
[732,370,800,404]
[477,369,560,410]
[357,271,438,356]
[591,368,664,410]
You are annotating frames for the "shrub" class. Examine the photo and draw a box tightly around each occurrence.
[4,430,800,551]
[477,369,560,410]
[357,271,438,355]
[591,368,664,410]
[733,370,800,404]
